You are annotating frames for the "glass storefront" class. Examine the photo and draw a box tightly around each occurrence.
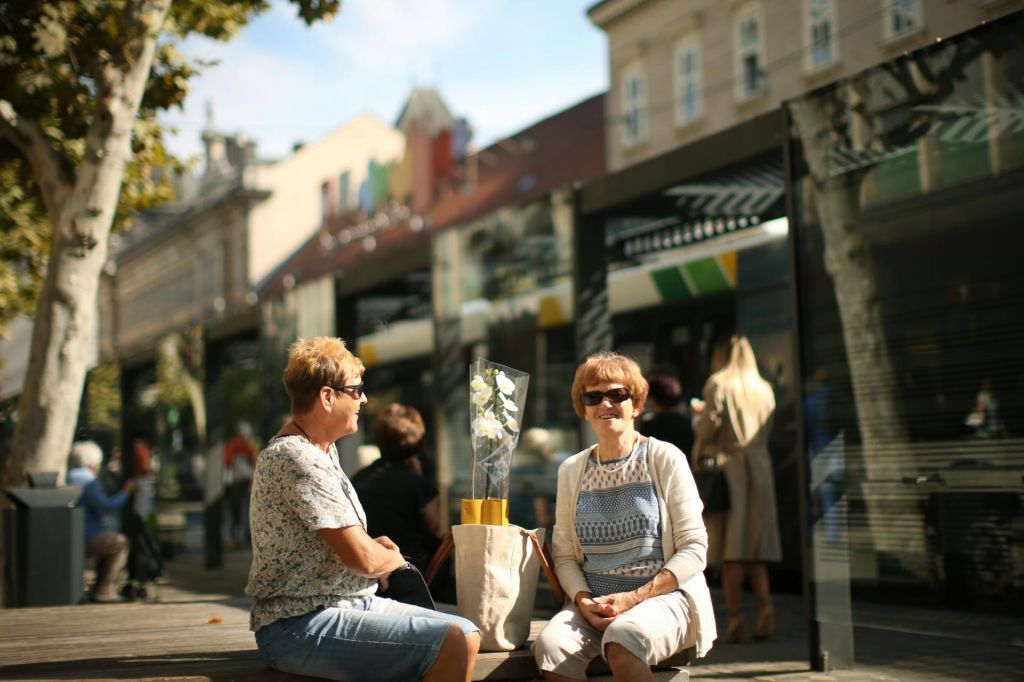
[787,10,1024,666]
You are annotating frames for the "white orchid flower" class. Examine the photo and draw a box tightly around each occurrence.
[470,374,488,392]
[500,393,518,412]
[471,384,493,407]
[472,414,493,439]
[505,416,520,433]
[476,410,505,440]
[495,370,515,395]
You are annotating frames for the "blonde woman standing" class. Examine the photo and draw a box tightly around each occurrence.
[692,335,780,643]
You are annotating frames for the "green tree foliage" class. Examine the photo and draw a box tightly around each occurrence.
[0,0,339,492]
[85,361,121,433]
[0,159,48,334]
[0,0,339,336]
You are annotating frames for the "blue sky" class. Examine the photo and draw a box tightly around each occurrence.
[160,0,608,161]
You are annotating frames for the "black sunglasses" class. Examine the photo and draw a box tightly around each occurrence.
[330,382,365,399]
[581,387,632,407]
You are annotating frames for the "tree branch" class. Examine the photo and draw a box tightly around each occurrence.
[881,60,922,102]
[76,0,172,214]
[0,100,73,220]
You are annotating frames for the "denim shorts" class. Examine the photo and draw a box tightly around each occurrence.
[255,596,478,682]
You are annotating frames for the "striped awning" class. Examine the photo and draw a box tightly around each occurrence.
[606,157,785,261]
[664,159,784,217]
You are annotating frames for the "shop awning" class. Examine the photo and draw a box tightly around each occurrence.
[606,156,785,261]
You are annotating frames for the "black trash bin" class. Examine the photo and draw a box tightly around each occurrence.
[4,482,84,606]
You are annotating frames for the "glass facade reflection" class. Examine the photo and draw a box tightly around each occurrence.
[787,11,1024,661]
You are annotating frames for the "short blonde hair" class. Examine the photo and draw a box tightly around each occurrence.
[570,352,648,418]
[69,440,103,470]
[282,336,365,414]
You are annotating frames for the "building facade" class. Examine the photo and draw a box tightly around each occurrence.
[591,0,1023,172]
[99,114,404,556]
[582,0,1024,672]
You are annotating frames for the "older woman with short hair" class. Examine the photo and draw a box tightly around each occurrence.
[245,337,479,682]
[67,440,135,602]
[533,352,717,681]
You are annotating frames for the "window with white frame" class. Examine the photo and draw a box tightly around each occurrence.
[735,5,765,100]
[620,63,647,146]
[806,0,836,70]
[885,0,920,39]
[675,37,702,125]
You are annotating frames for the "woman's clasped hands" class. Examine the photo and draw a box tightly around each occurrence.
[576,591,642,631]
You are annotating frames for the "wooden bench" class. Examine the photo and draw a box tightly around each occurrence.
[0,598,691,681]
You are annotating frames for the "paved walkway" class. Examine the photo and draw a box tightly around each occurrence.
[61,547,1024,681]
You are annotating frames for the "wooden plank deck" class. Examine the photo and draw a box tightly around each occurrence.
[0,598,689,681]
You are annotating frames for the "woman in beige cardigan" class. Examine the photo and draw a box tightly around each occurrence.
[533,352,716,681]
[692,335,781,643]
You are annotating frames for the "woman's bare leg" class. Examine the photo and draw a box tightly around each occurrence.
[722,560,745,614]
[423,626,479,682]
[748,562,770,604]
[605,642,653,682]
[722,560,746,642]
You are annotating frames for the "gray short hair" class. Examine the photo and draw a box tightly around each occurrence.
[69,440,103,470]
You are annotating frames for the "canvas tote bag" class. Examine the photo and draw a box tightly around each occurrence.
[450,524,549,651]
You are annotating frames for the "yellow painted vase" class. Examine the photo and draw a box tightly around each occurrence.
[461,498,509,526]
[461,498,483,525]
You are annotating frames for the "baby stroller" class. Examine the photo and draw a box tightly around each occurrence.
[121,511,164,601]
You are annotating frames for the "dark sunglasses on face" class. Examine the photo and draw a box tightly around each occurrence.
[330,382,365,399]
[581,387,632,407]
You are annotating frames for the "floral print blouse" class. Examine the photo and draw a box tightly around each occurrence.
[246,435,376,631]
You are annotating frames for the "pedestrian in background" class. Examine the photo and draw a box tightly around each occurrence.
[132,436,156,532]
[639,369,694,456]
[509,427,559,529]
[67,440,135,603]
[223,420,256,547]
[352,403,442,575]
[692,335,780,642]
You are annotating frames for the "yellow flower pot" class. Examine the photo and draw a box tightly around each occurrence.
[461,498,509,526]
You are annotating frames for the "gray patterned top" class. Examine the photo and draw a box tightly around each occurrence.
[246,435,377,631]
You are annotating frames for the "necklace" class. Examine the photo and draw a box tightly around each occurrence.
[594,433,640,470]
[291,420,317,447]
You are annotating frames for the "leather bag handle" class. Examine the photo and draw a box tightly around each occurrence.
[424,531,454,585]
[524,529,565,604]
